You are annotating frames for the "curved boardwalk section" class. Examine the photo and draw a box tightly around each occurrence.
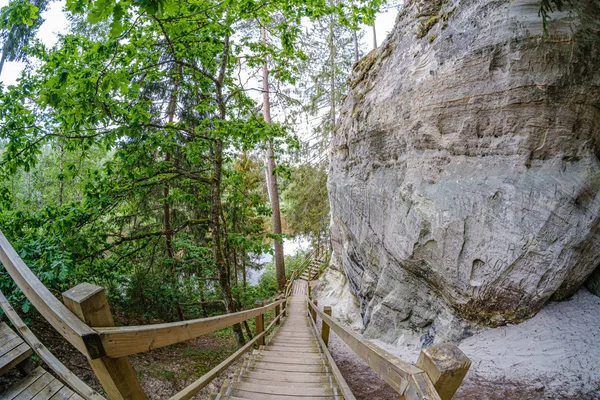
[215,280,347,399]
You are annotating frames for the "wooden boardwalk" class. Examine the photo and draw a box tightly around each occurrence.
[0,322,84,400]
[215,280,347,399]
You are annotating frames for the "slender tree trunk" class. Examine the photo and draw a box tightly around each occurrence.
[372,23,377,49]
[0,48,7,78]
[212,36,246,346]
[211,138,245,346]
[165,66,185,322]
[353,31,359,63]
[329,15,336,132]
[262,24,286,292]
[200,287,207,318]
[58,142,64,207]
[242,256,247,289]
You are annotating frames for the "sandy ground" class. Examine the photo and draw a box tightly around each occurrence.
[313,269,600,400]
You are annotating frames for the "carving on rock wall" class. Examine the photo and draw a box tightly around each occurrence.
[329,0,600,344]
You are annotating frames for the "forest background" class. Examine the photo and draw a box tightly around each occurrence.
[0,0,404,350]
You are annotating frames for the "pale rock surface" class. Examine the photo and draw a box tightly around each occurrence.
[315,269,600,398]
[329,0,600,344]
[586,266,600,296]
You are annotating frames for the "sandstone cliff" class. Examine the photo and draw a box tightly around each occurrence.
[329,0,600,345]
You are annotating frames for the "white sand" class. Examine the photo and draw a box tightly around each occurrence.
[314,270,600,399]
[459,289,600,398]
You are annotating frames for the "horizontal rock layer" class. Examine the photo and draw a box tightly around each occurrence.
[329,0,600,344]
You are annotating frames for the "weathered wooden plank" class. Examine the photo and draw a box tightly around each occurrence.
[238,370,333,383]
[1,366,46,399]
[252,355,326,365]
[255,350,323,358]
[0,343,33,376]
[307,304,356,400]
[235,376,338,388]
[0,290,105,400]
[231,381,339,396]
[264,345,320,352]
[48,386,75,400]
[0,337,23,357]
[0,322,18,347]
[228,390,339,400]
[0,231,102,359]
[13,369,55,400]
[169,308,284,400]
[98,299,285,358]
[416,343,471,400]
[31,379,64,400]
[307,299,441,400]
[63,283,146,400]
[244,361,330,373]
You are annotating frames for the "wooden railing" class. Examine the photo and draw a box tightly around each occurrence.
[0,290,105,400]
[0,226,470,400]
[0,229,298,400]
[306,293,471,400]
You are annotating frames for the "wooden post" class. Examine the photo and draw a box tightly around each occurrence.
[311,300,318,322]
[416,343,471,400]
[322,306,331,346]
[283,298,287,317]
[307,282,311,299]
[275,303,281,325]
[254,300,265,346]
[62,283,146,400]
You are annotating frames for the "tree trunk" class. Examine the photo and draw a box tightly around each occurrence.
[372,23,377,49]
[262,24,286,292]
[211,138,246,346]
[212,37,246,346]
[0,47,7,78]
[353,31,359,63]
[165,66,185,322]
[58,142,64,207]
[329,15,336,132]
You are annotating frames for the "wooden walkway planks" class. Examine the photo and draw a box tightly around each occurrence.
[0,322,33,376]
[1,366,84,400]
[0,321,85,400]
[215,280,347,399]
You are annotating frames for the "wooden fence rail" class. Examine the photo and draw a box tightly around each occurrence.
[0,228,301,399]
[0,290,105,400]
[306,298,471,400]
[0,228,470,400]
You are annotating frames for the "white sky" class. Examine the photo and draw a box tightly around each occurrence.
[0,1,399,86]
[0,0,68,85]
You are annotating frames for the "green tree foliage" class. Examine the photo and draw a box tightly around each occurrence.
[282,164,329,246]
[0,0,383,348]
[0,0,48,74]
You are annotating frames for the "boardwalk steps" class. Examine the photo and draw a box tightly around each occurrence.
[0,233,471,400]
[214,281,347,400]
[299,260,322,282]
[0,321,84,400]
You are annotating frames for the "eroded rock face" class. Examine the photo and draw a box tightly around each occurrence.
[329,0,600,345]
[586,266,600,297]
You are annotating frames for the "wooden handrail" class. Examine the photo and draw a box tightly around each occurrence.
[307,299,442,400]
[0,290,105,400]
[306,302,356,400]
[0,230,104,359]
[170,301,286,400]
[96,298,286,358]
[0,228,312,399]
